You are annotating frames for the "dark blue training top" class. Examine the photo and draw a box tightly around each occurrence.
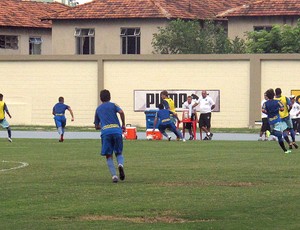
[156,109,173,125]
[262,99,283,125]
[94,102,122,136]
[53,103,69,115]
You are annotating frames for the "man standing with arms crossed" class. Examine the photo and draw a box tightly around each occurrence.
[193,90,215,140]
[0,93,12,142]
[94,89,126,183]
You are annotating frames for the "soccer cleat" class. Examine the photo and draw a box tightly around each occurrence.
[292,142,298,149]
[8,137,12,142]
[264,138,269,141]
[118,164,125,181]
[59,134,64,142]
[289,144,293,150]
[112,175,119,183]
[284,150,292,154]
[182,139,186,142]
[168,136,172,141]
[203,136,209,140]
[176,137,180,141]
[189,135,194,140]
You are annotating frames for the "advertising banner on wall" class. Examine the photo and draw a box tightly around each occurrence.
[291,90,300,104]
[134,90,220,112]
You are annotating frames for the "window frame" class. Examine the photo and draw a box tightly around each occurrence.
[29,37,42,55]
[0,35,19,50]
[74,28,95,55]
[120,27,141,54]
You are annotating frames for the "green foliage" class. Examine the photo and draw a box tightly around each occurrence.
[152,19,244,54]
[153,18,300,54]
[246,19,300,53]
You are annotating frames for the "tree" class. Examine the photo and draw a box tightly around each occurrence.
[152,19,243,54]
[246,19,300,53]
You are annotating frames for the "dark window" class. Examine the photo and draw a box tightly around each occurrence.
[75,28,95,55]
[121,28,140,54]
[254,26,273,32]
[0,35,18,49]
[29,37,42,55]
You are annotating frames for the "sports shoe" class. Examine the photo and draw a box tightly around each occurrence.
[176,137,180,141]
[264,138,269,141]
[284,150,292,154]
[189,135,194,140]
[292,142,298,149]
[203,136,209,140]
[59,134,64,142]
[112,175,119,183]
[258,137,262,141]
[118,164,125,181]
[289,144,293,150]
[168,136,172,141]
[8,137,12,142]
[182,139,186,142]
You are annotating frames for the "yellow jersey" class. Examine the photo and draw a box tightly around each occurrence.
[0,101,5,120]
[275,96,289,118]
[164,98,176,113]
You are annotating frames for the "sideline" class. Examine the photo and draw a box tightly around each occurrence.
[1,160,29,172]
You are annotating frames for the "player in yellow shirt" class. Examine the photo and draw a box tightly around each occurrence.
[0,94,12,142]
[275,88,298,149]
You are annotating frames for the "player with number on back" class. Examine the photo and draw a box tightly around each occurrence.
[94,89,126,183]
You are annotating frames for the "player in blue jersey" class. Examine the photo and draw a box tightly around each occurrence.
[94,89,126,183]
[153,103,185,142]
[52,97,74,142]
[262,89,291,153]
[0,93,12,142]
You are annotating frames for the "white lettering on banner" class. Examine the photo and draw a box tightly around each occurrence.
[134,90,220,112]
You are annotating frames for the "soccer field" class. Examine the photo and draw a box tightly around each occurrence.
[1,139,299,229]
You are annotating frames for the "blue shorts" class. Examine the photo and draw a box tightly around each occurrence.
[101,133,123,156]
[54,116,66,128]
[0,118,10,128]
[158,122,177,133]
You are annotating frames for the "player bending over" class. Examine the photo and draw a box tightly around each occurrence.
[153,104,185,142]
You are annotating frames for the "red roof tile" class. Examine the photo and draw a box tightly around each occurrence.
[0,0,69,28]
[217,0,300,17]
[46,0,255,20]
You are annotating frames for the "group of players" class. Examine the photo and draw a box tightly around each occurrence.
[261,88,298,153]
[2,87,297,182]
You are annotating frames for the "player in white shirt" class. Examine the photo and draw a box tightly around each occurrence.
[193,90,215,140]
[182,96,197,140]
[289,95,300,135]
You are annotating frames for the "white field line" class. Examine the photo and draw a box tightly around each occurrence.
[1,160,29,172]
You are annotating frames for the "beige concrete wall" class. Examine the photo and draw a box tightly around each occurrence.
[0,28,52,55]
[103,59,250,128]
[261,60,300,97]
[1,54,300,128]
[228,16,299,40]
[0,60,98,126]
[52,19,167,55]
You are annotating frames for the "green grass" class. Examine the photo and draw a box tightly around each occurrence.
[1,139,299,229]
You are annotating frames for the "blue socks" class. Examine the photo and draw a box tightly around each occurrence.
[106,157,116,176]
